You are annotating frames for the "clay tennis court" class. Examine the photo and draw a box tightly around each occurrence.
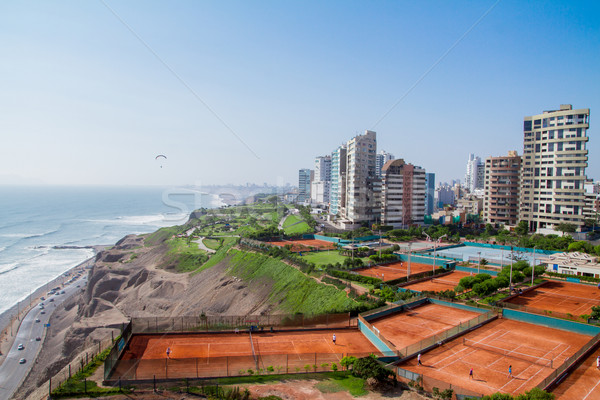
[109,329,379,380]
[369,302,481,349]
[399,318,591,396]
[267,238,337,252]
[356,260,433,282]
[505,281,600,316]
[402,271,473,293]
[551,349,600,399]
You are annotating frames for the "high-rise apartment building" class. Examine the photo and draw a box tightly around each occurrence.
[340,130,380,226]
[519,105,590,233]
[465,154,483,193]
[330,146,347,215]
[311,155,332,205]
[380,159,426,228]
[483,151,521,226]
[298,168,312,203]
[376,150,395,178]
[435,184,455,209]
[425,173,435,214]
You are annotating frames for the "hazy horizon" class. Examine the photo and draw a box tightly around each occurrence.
[1,1,598,186]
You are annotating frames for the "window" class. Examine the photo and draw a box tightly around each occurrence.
[524,120,532,131]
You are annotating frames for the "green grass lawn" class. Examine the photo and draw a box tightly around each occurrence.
[300,250,369,266]
[203,238,222,250]
[166,237,209,272]
[284,221,312,235]
[283,214,302,228]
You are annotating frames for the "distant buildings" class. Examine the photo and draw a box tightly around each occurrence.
[519,105,590,233]
[425,173,435,215]
[483,151,522,226]
[376,150,395,178]
[298,168,312,203]
[380,159,426,228]
[435,184,456,209]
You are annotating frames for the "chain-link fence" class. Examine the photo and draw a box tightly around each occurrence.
[105,351,378,382]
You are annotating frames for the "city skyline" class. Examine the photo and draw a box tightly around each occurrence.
[1,1,598,186]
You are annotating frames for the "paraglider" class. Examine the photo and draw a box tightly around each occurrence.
[155,154,167,168]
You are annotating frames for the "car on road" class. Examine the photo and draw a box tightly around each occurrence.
[60,290,65,294]
[35,318,40,323]
[35,337,41,341]
[40,310,45,314]
[17,344,24,350]
[19,358,26,364]
[49,298,54,302]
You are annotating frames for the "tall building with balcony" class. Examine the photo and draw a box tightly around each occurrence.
[298,168,312,203]
[329,145,347,216]
[483,151,521,226]
[380,159,426,228]
[311,155,332,205]
[519,105,590,233]
[340,130,380,226]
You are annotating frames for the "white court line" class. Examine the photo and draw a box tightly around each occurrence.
[583,374,600,400]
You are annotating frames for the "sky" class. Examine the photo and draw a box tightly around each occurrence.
[1,0,599,187]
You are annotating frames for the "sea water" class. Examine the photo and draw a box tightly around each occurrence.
[0,185,221,315]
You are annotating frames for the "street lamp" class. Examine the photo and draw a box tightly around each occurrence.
[408,243,412,280]
[509,245,514,293]
[432,234,448,275]
[531,245,536,286]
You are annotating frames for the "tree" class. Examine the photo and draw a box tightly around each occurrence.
[480,258,489,268]
[554,223,577,237]
[591,305,600,320]
[352,354,396,386]
[515,221,529,236]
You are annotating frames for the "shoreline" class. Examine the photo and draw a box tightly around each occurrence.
[0,245,104,361]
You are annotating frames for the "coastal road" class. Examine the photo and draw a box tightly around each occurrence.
[0,272,87,400]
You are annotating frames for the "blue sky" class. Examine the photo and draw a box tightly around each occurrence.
[1,0,598,186]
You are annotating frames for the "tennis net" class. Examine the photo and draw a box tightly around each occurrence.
[431,278,459,286]
[463,338,553,368]
[249,330,259,370]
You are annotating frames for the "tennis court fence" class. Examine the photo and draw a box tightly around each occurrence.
[395,368,483,399]
[537,331,600,391]
[130,313,354,334]
[497,300,588,322]
[396,310,498,359]
[104,351,379,382]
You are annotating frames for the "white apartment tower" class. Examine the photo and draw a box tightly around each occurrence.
[330,146,347,215]
[340,130,380,226]
[381,159,426,228]
[311,155,332,205]
[519,105,590,233]
[465,154,483,193]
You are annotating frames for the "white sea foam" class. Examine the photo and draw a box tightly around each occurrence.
[87,213,187,227]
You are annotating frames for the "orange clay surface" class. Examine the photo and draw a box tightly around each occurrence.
[267,239,337,252]
[112,330,379,380]
[505,280,600,316]
[356,261,433,282]
[370,302,481,349]
[400,318,591,397]
[402,271,474,292]
[552,349,600,399]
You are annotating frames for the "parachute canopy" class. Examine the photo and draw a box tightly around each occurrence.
[155,154,167,160]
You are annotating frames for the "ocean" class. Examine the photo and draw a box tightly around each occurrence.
[0,185,222,316]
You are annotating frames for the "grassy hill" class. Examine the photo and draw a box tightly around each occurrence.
[225,249,359,315]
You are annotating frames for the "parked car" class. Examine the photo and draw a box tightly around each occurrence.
[19,358,26,364]
[35,337,41,341]
[17,344,24,350]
